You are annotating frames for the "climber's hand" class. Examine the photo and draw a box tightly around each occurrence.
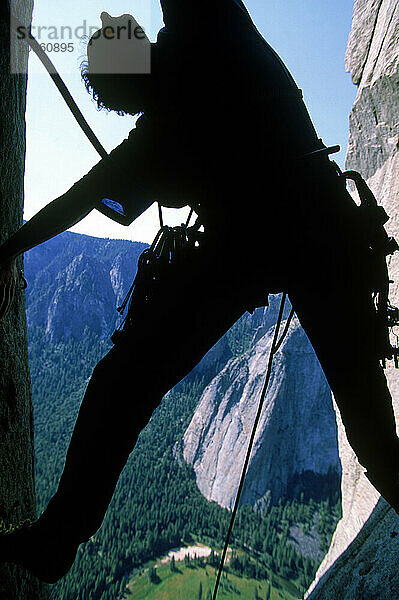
[0,258,19,320]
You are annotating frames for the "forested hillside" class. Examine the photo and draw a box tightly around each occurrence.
[25,231,341,600]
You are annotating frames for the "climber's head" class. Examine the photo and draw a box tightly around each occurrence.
[81,12,154,116]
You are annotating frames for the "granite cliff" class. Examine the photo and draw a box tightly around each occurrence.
[306,1,399,597]
[183,295,341,510]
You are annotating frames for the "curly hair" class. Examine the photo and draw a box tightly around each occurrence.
[82,57,154,116]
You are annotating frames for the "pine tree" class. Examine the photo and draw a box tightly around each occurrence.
[208,549,216,567]
[148,565,159,584]
[170,555,177,573]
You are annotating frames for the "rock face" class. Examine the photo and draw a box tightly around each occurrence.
[306,500,399,599]
[306,1,399,597]
[183,296,341,509]
[0,2,46,598]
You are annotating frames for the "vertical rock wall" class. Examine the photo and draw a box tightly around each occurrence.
[306,1,399,597]
[0,1,47,598]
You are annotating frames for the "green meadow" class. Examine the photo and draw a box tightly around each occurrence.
[126,560,301,600]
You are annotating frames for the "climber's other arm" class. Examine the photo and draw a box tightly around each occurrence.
[0,117,156,318]
[0,116,156,264]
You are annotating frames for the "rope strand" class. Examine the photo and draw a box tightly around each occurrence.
[212,292,289,600]
[10,15,108,160]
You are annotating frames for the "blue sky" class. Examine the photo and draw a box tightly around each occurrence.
[24,0,357,243]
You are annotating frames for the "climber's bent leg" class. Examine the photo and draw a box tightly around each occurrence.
[40,348,165,544]
[2,248,250,582]
[1,344,201,583]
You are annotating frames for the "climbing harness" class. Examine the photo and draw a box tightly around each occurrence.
[301,146,399,366]
[303,146,399,366]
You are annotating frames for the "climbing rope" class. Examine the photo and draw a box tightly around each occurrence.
[10,14,107,160]
[212,292,292,600]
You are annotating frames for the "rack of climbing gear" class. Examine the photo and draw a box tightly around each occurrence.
[302,144,399,368]
[111,207,201,343]
[338,168,399,367]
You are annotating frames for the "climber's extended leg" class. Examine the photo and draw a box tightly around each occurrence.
[0,246,248,582]
[285,155,399,513]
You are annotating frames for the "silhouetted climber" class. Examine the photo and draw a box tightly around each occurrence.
[0,0,398,584]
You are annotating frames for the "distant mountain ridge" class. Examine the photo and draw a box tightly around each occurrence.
[24,230,147,341]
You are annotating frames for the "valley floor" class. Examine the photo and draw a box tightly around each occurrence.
[126,552,301,600]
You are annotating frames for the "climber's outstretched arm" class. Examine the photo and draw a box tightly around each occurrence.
[0,115,156,264]
[0,190,96,264]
